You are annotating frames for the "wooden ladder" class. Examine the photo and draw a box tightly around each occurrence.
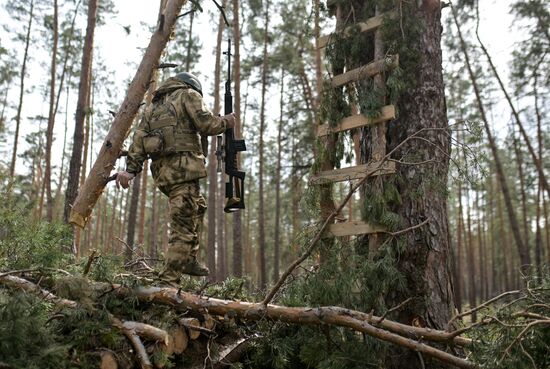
[312,7,398,238]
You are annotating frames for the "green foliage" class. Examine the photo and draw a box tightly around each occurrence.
[0,194,72,271]
[467,273,550,369]
[0,290,70,369]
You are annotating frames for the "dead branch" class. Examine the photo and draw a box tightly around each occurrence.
[376,297,412,323]
[499,319,550,363]
[447,290,522,329]
[83,249,99,276]
[383,219,430,238]
[211,0,229,26]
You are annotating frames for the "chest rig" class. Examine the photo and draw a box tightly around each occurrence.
[142,87,202,159]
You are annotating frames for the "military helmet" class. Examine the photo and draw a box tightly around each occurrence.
[175,72,203,96]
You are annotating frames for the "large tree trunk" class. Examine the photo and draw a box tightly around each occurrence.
[381,2,455,367]
[257,0,270,288]
[43,0,59,221]
[69,0,187,228]
[64,0,98,224]
[9,0,34,178]
[232,0,243,278]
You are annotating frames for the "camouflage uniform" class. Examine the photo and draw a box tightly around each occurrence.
[126,77,229,282]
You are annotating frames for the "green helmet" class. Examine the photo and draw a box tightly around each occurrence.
[175,72,203,96]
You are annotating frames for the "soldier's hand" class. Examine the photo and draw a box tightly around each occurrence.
[115,171,135,190]
[224,113,236,129]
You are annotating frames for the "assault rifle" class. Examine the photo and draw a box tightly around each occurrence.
[216,39,246,213]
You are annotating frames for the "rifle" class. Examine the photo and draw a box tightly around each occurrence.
[216,39,246,213]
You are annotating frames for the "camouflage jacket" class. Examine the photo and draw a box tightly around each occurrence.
[126,78,229,188]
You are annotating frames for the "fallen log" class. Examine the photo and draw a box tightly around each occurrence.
[0,275,476,369]
[105,284,476,369]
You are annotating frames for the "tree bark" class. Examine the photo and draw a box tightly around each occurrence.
[64,0,98,224]
[451,5,531,271]
[69,0,187,228]
[9,0,34,178]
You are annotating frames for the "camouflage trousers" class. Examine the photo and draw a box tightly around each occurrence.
[159,180,206,282]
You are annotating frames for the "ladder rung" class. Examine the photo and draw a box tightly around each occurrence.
[310,161,396,185]
[317,11,396,49]
[317,105,395,137]
[330,55,399,88]
[326,221,385,237]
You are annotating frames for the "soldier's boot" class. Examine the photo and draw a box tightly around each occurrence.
[181,258,209,277]
[158,266,181,288]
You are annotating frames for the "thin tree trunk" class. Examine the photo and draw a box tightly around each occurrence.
[232,0,243,278]
[64,0,98,223]
[126,172,141,262]
[207,0,225,280]
[454,182,463,312]
[273,68,284,281]
[9,0,34,178]
[512,130,530,251]
[475,190,486,301]
[466,190,477,322]
[257,0,270,288]
[55,84,70,219]
[43,0,59,221]
[217,173,226,281]
[138,161,148,246]
[487,176,497,296]
[452,6,530,270]
[533,73,544,273]
[496,179,512,292]
[150,187,159,260]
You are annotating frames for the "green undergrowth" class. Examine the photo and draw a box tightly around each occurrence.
[0,197,252,369]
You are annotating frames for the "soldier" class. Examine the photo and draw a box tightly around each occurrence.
[116,72,234,285]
